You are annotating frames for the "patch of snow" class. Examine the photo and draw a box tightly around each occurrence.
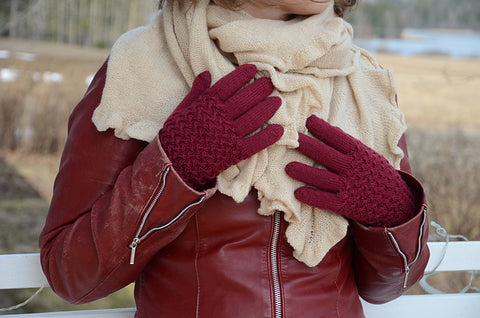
[0,50,11,59]
[15,52,36,61]
[43,72,63,83]
[1,68,20,82]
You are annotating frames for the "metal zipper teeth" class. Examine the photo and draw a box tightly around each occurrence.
[387,231,410,288]
[271,212,282,318]
[412,207,428,264]
[129,167,171,264]
[130,195,206,264]
[128,167,205,264]
[387,207,428,288]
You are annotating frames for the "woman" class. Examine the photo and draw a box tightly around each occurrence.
[39,0,429,317]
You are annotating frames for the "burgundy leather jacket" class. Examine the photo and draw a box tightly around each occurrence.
[40,60,429,318]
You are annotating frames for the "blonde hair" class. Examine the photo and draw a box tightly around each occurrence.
[158,0,359,18]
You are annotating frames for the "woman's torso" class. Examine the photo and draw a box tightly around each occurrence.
[134,190,364,318]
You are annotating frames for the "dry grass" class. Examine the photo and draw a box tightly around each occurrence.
[407,128,480,240]
[2,152,60,201]
[375,54,480,240]
[0,39,137,313]
[377,54,480,130]
[0,38,108,154]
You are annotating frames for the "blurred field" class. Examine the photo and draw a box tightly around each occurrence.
[0,39,128,313]
[0,38,479,310]
[0,38,109,155]
[377,54,480,130]
[375,53,480,236]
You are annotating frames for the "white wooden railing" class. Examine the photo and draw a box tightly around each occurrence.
[1,241,479,317]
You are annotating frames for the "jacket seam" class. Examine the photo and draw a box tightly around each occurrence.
[334,248,341,318]
[194,213,201,318]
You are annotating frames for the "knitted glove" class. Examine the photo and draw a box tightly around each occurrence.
[159,64,284,191]
[285,115,416,227]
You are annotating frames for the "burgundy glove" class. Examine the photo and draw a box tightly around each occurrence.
[285,115,417,227]
[159,64,284,191]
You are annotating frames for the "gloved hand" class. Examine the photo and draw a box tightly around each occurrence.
[285,115,417,227]
[159,64,284,191]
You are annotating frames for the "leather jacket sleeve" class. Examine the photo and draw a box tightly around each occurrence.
[352,133,430,304]
[39,60,215,304]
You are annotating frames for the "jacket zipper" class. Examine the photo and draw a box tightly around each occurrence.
[271,211,282,318]
[387,231,410,288]
[387,207,427,288]
[129,167,205,264]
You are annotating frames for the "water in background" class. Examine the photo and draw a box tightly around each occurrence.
[354,28,480,59]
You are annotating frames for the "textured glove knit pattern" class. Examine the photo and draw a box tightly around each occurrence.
[92,0,409,266]
[341,146,416,226]
[159,95,240,190]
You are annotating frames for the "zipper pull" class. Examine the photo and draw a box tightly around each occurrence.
[129,238,140,265]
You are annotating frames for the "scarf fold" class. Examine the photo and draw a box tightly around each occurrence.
[92,0,407,267]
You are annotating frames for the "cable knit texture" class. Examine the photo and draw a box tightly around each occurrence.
[286,116,416,227]
[92,0,409,266]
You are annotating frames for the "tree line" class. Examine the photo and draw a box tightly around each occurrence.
[352,0,480,38]
[0,0,479,46]
[0,0,157,48]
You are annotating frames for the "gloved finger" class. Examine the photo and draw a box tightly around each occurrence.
[305,115,357,154]
[225,77,275,120]
[285,162,343,192]
[234,96,281,136]
[207,64,257,101]
[239,124,284,159]
[297,133,351,173]
[294,187,342,213]
[176,71,211,110]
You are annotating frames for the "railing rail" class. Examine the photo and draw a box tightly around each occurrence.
[0,254,48,290]
[1,241,479,317]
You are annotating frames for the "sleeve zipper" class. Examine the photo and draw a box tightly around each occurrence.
[387,207,427,288]
[128,166,205,264]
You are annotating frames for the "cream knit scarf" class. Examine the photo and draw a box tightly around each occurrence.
[92,0,407,267]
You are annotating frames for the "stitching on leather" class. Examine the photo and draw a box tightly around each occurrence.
[194,213,201,318]
[334,248,341,317]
